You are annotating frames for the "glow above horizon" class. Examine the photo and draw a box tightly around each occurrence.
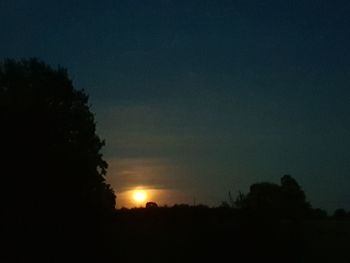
[133,189,147,204]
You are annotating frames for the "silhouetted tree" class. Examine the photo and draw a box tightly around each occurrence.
[219,201,230,208]
[307,208,328,220]
[234,191,247,209]
[146,202,158,208]
[1,58,115,260]
[333,208,347,220]
[220,191,238,208]
[280,175,310,219]
[245,182,282,218]
[239,175,310,219]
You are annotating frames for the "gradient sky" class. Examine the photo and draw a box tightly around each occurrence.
[1,0,350,211]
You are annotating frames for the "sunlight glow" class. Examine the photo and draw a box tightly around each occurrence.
[133,190,147,204]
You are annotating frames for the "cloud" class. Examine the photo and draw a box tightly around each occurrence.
[106,157,184,193]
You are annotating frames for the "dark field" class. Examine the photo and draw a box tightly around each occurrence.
[104,207,350,263]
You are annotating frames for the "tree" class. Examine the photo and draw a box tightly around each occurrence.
[280,175,310,219]
[239,175,310,219]
[245,182,282,218]
[234,191,246,209]
[146,202,158,208]
[1,58,115,260]
[333,208,347,220]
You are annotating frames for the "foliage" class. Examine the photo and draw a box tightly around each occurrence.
[333,208,348,220]
[307,208,328,220]
[234,175,310,219]
[146,202,158,208]
[1,58,115,260]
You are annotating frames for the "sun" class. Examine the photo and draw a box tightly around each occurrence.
[133,190,147,204]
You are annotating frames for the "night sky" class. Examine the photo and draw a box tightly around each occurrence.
[1,0,350,211]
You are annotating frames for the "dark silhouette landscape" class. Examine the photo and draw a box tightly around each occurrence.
[1,58,350,262]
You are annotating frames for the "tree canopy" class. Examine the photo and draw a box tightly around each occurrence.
[1,58,115,260]
[237,175,310,219]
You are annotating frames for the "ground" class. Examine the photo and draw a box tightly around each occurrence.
[103,207,350,263]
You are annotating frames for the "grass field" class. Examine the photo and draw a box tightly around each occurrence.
[103,208,350,262]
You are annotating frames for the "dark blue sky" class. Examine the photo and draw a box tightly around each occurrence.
[1,0,350,210]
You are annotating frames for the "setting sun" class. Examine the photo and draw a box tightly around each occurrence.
[133,190,147,204]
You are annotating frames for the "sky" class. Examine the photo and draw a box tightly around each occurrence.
[1,0,350,211]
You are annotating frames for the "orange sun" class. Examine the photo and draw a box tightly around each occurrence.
[133,190,147,204]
